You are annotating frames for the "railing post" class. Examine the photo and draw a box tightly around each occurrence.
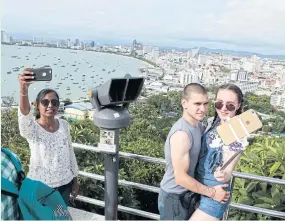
[223,175,235,221]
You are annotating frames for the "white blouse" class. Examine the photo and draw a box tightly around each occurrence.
[18,108,79,188]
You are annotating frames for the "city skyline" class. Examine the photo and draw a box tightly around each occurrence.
[3,30,285,60]
[2,0,285,55]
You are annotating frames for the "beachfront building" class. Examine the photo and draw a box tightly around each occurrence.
[64,102,95,121]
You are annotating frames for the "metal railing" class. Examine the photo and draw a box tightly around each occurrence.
[72,143,285,220]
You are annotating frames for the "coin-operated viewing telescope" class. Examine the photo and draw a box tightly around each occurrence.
[89,74,144,129]
[89,74,144,220]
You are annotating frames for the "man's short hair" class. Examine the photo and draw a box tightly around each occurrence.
[183,83,207,100]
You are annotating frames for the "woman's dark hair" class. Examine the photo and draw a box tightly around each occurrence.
[34,88,59,119]
[210,83,244,130]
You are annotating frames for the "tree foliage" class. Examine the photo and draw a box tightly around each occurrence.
[1,91,285,220]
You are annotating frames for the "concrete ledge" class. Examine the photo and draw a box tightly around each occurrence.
[69,207,105,220]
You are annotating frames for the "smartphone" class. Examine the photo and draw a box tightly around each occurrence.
[25,67,52,81]
[216,109,263,145]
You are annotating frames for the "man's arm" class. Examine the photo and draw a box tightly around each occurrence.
[171,131,213,197]
[171,131,230,203]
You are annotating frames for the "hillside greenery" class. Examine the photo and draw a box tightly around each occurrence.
[1,91,285,220]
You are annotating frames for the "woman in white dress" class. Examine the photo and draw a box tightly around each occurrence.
[18,67,79,205]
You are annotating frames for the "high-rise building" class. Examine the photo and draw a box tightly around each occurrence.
[187,51,192,59]
[191,48,199,59]
[230,69,239,81]
[143,46,152,54]
[243,62,254,72]
[75,39,80,46]
[198,55,208,65]
[90,41,95,47]
[61,40,66,47]
[1,31,9,43]
[66,39,71,48]
[251,55,260,72]
[235,81,259,94]
[152,47,160,59]
[180,71,200,86]
[238,69,248,81]
[136,50,143,56]
[270,92,285,108]
[132,39,137,50]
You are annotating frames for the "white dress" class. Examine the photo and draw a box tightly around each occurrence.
[18,108,79,188]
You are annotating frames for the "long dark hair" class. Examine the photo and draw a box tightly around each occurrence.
[210,84,244,129]
[34,88,59,120]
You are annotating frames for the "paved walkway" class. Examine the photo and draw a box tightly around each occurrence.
[69,207,104,220]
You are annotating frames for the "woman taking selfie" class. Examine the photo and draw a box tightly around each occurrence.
[190,84,249,221]
[18,67,79,205]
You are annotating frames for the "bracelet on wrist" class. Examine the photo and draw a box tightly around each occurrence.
[211,188,216,199]
[20,92,28,96]
[208,187,216,199]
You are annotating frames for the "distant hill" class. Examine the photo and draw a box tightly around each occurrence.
[198,47,285,60]
[160,45,285,60]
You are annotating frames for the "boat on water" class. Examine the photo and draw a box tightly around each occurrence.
[12,67,20,72]
[7,71,12,74]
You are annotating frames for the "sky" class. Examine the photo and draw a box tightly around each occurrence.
[2,0,285,55]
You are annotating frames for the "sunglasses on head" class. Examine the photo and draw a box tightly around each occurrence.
[214,101,236,112]
[40,99,59,107]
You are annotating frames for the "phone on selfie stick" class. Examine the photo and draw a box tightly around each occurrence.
[25,67,52,82]
[217,109,262,146]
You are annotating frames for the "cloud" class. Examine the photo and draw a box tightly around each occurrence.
[2,0,285,54]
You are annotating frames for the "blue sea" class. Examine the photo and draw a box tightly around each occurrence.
[1,45,147,103]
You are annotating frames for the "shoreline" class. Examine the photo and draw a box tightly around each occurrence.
[2,43,156,68]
